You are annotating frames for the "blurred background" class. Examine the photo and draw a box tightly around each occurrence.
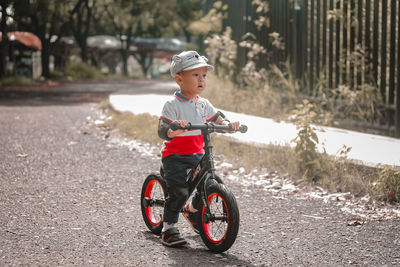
[1,0,400,138]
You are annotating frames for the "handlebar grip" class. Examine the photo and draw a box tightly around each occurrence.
[239,125,248,133]
[169,122,192,131]
[169,121,180,131]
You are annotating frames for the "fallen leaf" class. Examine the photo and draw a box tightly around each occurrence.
[347,217,365,226]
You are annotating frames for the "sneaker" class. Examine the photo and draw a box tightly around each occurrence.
[183,204,200,234]
[161,227,187,247]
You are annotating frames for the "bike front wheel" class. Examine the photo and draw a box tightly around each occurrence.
[140,174,166,235]
[198,183,240,253]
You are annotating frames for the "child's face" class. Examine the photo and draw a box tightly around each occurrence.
[175,67,208,98]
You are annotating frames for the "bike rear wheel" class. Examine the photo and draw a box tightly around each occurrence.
[198,183,240,253]
[140,174,166,235]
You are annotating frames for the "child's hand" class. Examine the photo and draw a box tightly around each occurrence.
[229,121,240,131]
[167,120,188,138]
[226,121,240,133]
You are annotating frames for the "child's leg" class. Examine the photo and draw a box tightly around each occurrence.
[161,183,188,247]
[161,155,192,227]
[161,154,204,229]
[163,179,190,226]
[190,177,216,212]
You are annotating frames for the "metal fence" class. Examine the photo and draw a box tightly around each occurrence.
[209,0,400,137]
[296,0,400,137]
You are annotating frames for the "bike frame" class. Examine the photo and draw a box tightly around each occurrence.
[160,122,246,222]
[185,125,225,221]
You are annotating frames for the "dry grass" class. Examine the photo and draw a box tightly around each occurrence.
[101,108,162,146]
[202,75,291,120]
[211,135,297,175]
[213,135,378,197]
[200,73,388,198]
[371,166,400,202]
[98,104,383,199]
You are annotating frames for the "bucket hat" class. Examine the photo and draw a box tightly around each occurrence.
[170,50,214,77]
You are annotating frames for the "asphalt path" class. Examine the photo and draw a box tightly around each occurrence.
[1,80,399,266]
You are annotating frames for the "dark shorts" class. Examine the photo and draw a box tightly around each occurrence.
[161,153,203,224]
[162,153,203,185]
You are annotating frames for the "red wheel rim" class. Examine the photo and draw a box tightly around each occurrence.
[202,192,229,244]
[144,179,163,226]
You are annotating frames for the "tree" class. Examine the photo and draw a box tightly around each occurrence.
[189,0,228,54]
[100,0,178,77]
[175,0,203,43]
[68,0,97,63]
[100,0,136,76]
[0,0,10,77]
[13,0,70,78]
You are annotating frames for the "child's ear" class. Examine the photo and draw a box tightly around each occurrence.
[174,74,183,84]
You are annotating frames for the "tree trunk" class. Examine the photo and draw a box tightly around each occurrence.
[0,0,9,78]
[183,28,191,43]
[120,29,133,77]
[41,39,50,78]
[69,0,92,63]
[134,51,153,78]
[81,41,88,63]
[121,49,128,76]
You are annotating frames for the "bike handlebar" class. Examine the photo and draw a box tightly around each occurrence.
[170,122,248,134]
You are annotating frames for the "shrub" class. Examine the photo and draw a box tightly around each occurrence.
[205,27,237,78]
[0,76,36,86]
[64,62,102,80]
[372,166,400,202]
[290,100,326,182]
[314,82,383,127]
[50,70,65,80]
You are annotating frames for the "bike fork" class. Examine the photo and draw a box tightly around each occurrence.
[200,174,227,223]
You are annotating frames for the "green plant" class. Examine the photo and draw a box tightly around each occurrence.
[0,76,36,86]
[64,62,102,79]
[189,0,227,35]
[291,100,326,182]
[50,70,65,80]
[252,0,270,30]
[237,32,267,87]
[205,27,237,78]
[372,166,400,202]
[313,80,383,128]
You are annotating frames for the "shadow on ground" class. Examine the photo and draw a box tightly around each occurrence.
[143,231,257,266]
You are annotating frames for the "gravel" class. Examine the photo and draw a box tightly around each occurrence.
[1,86,399,266]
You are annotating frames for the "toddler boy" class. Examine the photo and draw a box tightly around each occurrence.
[158,50,239,247]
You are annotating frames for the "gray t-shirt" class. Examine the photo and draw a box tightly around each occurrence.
[160,91,217,157]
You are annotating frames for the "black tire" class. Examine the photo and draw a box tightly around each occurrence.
[198,183,240,253]
[140,174,166,235]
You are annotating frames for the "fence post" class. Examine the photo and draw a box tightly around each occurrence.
[309,0,315,92]
[380,1,387,102]
[328,0,334,88]
[397,0,400,137]
[372,0,379,86]
[387,0,396,132]
[294,0,307,80]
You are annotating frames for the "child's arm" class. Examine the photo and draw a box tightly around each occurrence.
[167,120,188,138]
[158,118,188,140]
[213,111,240,131]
